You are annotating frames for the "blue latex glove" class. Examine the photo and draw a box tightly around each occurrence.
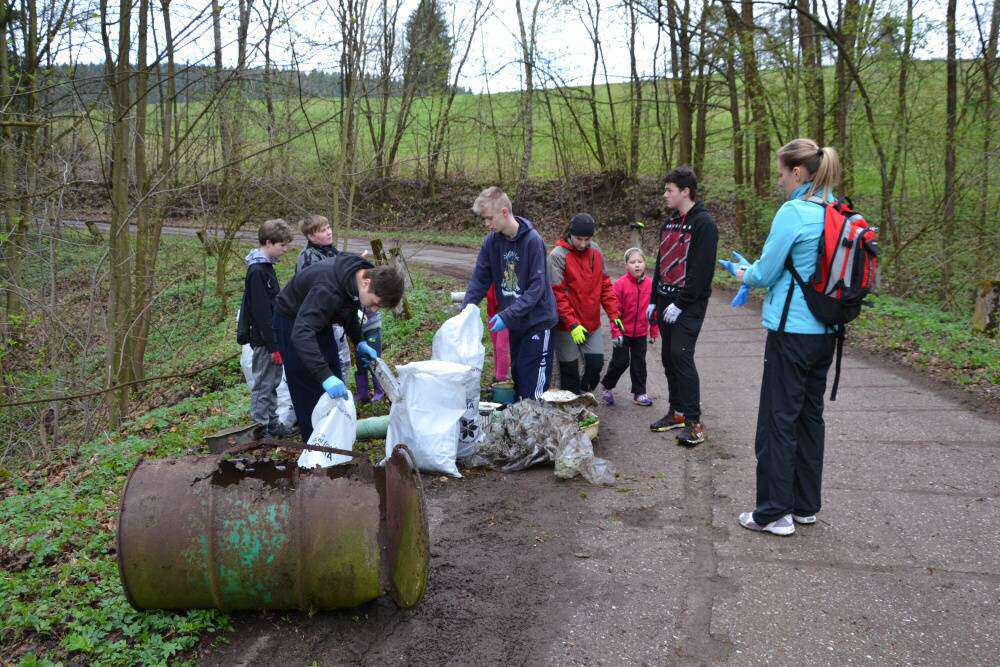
[719,250,751,277]
[488,314,507,333]
[322,375,347,399]
[731,284,750,308]
[646,304,657,324]
[357,341,378,362]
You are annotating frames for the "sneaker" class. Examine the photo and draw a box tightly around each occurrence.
[675,420,706,446]
[738,511,795,536]
[265,422,295,439]
[650,409,685,432]
[792,514,817,524]
[633,393,653,406]
[598,383,614,406]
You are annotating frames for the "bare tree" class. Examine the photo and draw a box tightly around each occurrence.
[515,0,543,206]
[941,0,957,304]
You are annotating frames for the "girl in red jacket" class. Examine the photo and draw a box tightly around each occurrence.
[598,248,658,406]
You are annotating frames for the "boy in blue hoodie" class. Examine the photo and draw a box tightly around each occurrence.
[461,187,558,400]
[238,218,294,438]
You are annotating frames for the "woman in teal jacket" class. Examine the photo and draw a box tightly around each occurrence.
[734,138,841,536]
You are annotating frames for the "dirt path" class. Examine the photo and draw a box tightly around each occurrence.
[193,275,1000,664]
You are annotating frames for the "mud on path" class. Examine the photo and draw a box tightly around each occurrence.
[194,289,1000,666]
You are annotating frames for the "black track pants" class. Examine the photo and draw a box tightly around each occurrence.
[657,302,705,422]
[601,336,648,395]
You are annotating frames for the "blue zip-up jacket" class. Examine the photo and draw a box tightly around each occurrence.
[742,182,832,334]
[462,217,558,334]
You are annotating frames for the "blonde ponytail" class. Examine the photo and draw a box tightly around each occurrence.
[776,139,842,200]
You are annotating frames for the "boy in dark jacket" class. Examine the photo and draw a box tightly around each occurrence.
[648,166,719,446]
[239,218,294,437]
[274,254,405,441]
[461,186,558,400]
[547,213,622,394]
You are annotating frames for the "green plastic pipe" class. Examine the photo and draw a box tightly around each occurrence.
[356,415,390,440]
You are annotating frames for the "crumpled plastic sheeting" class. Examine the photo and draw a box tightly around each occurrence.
[468,401,615,486]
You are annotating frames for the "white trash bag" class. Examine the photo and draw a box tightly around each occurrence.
[432,304,485,457]
[432,304,485,370]
[239,343,296,428]
[385,360,470,477]
[298,392,357,468]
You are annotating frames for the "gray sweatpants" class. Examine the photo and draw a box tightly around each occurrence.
[250,345,283,426]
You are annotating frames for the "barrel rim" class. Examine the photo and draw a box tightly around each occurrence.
[116,456,145,611]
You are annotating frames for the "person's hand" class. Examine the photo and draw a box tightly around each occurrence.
[612,317,624,334]
[271,350,283,365]
[570,325,588,344]
[357,341,379,362]
[612,335,624,348]
[646,304,657,324]
[488,314,507,333]
[322,375,347,399]
[663,303,681,324]
[731,284,750,308]
[719,250,751,277]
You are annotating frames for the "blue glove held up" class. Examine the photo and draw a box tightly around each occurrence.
[731,284,750,308]
[357,341,378,362]
[488,314,507,333]
[719,250,751,277]
[322,375,347,399]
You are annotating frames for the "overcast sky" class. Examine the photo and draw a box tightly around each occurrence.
[60,0,982,93]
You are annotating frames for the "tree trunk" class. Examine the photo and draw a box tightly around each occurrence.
[627,0,642,179]
[666,0,693,165]
[797,0,824,142]
[0,8,17,327]
[725,28,748,246]
[515,0,540,207]
[979,0,1000,283]
[834,0,860,190]
[941,0,957,305]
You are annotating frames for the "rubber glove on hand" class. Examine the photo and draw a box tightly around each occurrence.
[719,250,751,277]
[271,350,283,365]
[570,325,588,345]
[322,375,347,399]
[356,341,378,362]
[663,303,682,324]
[488,314,507,333]
[612,335,624,348]
[646,304,657,324]
[731,284,750,308]
[613,318,624,335]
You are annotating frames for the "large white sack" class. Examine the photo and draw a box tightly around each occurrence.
[298,392,356,468]
[239,343,296,427]
[385,360,469,477]
[432,304,485,370]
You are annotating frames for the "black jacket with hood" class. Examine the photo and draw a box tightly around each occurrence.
[275,253,371,382]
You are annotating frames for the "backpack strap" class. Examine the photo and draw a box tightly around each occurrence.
[829,328,845,401]
[778,256,810,333]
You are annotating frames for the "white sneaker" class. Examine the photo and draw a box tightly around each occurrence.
[738,511,795,536]
[792,514,816,524]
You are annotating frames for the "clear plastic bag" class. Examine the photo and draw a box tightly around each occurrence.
[298,392,356,468]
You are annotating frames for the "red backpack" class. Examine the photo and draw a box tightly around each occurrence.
[778,196,878,400]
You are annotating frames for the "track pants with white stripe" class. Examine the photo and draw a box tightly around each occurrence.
[509,326,553,400]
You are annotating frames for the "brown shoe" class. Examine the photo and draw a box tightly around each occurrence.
[676,420,705,446]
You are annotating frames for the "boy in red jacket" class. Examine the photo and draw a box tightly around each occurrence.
[598,247,658,406]
[547,213,623,394]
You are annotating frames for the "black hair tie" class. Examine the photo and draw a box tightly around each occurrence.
[816,148,824,158]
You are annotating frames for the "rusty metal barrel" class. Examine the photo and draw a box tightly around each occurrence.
[116,442,428,612]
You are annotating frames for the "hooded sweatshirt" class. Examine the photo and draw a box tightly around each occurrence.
[609,271,658,340]
[295,241,338,274]
[651,201,719,314]
[547,238,620,332]
[275,253,372,382]
[242,248,280,352]
[462,217,558,334]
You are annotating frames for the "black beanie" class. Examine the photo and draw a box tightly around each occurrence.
[569,213,596,237]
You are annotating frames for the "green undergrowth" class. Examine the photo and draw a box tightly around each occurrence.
[1,255,458,665]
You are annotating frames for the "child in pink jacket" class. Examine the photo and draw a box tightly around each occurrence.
[598,248,658,406]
